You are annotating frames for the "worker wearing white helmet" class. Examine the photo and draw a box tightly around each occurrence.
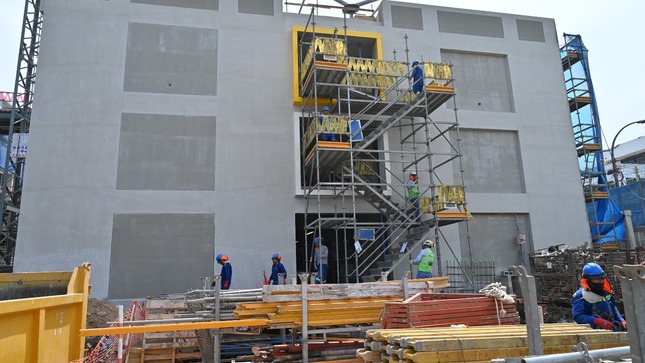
[411,240,435,278]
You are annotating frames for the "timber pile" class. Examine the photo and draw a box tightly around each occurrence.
[380,293,520,329]
[358,323,629,363]
[235,297,400,327]
[234,278,449,328]
[262,277,449,302]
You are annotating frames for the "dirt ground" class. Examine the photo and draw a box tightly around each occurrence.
[86,298,119,329]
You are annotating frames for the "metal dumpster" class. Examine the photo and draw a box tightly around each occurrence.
[0,262,91,362]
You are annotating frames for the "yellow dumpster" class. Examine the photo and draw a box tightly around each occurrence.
[0,263,91,363]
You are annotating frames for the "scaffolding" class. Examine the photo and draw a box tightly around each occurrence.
[560,34,624,244]
[0,0,42,271]
[297,7,470,283]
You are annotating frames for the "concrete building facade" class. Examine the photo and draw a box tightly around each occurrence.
[14,0,590,299]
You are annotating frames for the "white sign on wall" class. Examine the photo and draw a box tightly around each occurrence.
[10,133,28,158]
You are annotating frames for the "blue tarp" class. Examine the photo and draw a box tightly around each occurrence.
[610,181,645,228]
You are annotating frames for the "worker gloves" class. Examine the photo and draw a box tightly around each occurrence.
[593,317,614,331]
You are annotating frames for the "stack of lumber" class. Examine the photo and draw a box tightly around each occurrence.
[235,297,400,328]
[262,277,449,302]
[129,296,201,362]
[233,278,448,328]
[381,293,520,329]
[357,323,629,363]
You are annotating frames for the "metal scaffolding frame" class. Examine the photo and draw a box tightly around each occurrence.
[0,0,42,271]
[561,33,620,244]
[297,7,470,283]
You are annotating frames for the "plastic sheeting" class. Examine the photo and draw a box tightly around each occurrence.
[610,180,645,228]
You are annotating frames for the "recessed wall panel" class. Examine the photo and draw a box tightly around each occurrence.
[117,113,216,191]
[124,23,218,95]
[238,0,274,16]
[441,50,514,112]
[458,214,531,266]
[437,11,504,38]
[454,129,525,193]
[109,213,214,299]
[391,5,423,30]
[131,0,218,10]
[516,19,545,42]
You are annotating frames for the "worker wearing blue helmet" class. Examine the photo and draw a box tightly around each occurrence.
[318,106,336,142]
[411,61,424,95]
[215,253,232,290]
[269,253,287,285]
[572,262,626,331]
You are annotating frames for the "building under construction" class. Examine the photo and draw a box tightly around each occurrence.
[6,0,590,300]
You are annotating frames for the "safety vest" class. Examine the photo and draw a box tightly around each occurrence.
[407,180,419,199]
[418,248,435,272]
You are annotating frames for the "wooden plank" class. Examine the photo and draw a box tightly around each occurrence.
[81,318,268,336]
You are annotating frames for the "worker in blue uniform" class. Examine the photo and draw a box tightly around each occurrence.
[215,254,232,290]
[269,253,287,285]
[411,61,424,95]
[318,106,336,141]
[572,262,626,331]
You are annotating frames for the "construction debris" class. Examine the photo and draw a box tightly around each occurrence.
[358,323,629,363]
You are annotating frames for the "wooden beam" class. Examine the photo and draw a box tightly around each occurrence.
[80,318,268,336]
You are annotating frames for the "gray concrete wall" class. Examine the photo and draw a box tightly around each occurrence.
[14,0,590,298]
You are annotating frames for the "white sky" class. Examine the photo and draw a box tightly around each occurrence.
[1,0,644,144]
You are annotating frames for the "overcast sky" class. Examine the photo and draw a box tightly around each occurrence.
[1,0,643,144]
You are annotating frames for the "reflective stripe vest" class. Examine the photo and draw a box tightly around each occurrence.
[418,248,435,272]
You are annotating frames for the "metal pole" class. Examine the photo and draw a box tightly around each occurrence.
[402,271,410,300]
[512,265,542,356]
[299,273,310,363]
[213,275,221,363]
[519,345,631,363]
[613,265,645,363]
[117,305,123,363]
[625,210,637,249]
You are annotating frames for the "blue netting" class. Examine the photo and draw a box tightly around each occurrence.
[610,181,645,228]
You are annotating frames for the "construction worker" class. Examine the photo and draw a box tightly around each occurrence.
[313,237,329,283]
[215,254,232,290]
[269,253,287,285]
[411,61,424,95]
[411,240,435,278]
[406,171,420,219]
[572,263,626,331]
[318,106,336,142]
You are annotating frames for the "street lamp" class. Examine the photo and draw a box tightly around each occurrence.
[610,119,645,187]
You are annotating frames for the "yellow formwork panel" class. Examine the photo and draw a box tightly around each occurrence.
[0,263,91,363]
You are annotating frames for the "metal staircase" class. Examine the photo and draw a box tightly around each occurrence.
[298,9,469,282]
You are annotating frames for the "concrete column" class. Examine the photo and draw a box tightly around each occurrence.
[512,265,542,356]
[613,265,645,363]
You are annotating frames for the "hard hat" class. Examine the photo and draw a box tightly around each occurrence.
[322,106,330,111]
[410,170,417,176]
[412,60,420,65]
[313,237,322,244]
[271,253,281,261]
[582,263,606,280]
[216,254,228,263]
[422,240,434,248]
